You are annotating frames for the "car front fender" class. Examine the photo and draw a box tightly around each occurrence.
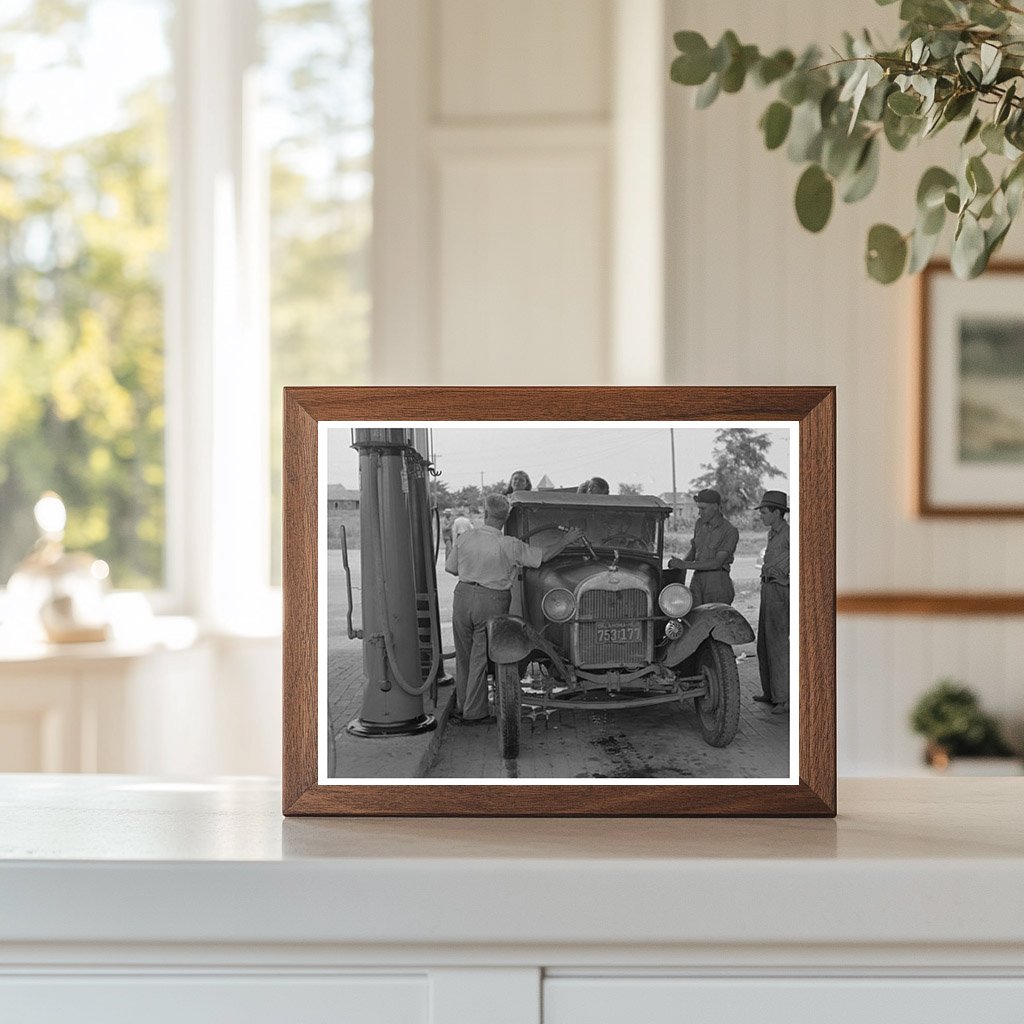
[658,604,756,668]
[486,615,576,684]
[486,615,534,664]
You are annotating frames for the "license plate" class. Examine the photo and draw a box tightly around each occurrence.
[596,624,641,643]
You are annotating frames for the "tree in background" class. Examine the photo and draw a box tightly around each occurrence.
[618,482,644,495]
[429,479,452,511]
[0,2,169,587]
[449,484,482,511]
[265,0,372,580]
[690,429,782,518]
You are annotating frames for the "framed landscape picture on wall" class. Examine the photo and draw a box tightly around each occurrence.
[918,262,1024,516]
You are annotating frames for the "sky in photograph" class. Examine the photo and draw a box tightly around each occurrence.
[327,424,791,499]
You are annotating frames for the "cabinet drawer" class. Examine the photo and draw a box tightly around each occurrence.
[544,977,1024,1024]
[0,974,427,1024]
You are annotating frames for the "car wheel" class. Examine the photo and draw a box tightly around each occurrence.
[694,639,740,747]
[495,662,521,759]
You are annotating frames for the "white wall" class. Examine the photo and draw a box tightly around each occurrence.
[370,0,1024,774]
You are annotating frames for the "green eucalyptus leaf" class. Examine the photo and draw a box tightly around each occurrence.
[1003,157,1024,217]
[1005,173,1024,218]
[822,128,863,177]
[671,54,707,87]
[902,0,959,27]
[820,85,841,126]
[927,31,963,60]
[694,73,721,109]
[795,164,834,232]
[839,65,870,129]
[967,154,995,195]
[970,2,1009,30]
[962,115,983,145]
[888,91,921,115]
[861,80,892,122]
[720,59,744,93]
[981,122,1005,155]
[922,103,946,137]
[913,75,936,111]
[866,223,908,283]
[921,199,946,235]
[710,31,740,73]
[721,44,758,93]
[986,214,1012,259]
[980,42,1002,86]
[754,49,795,87]
[951,212,986,278]
[917,166,957,209]
[787,100,824,162]
[674,29,706,53]
[760,101,793,150]
[908,221,943,273]
[671,33,713,86]
[801,68,833,104]
[884,106,922,150]
[995,82,1017,125]
[779,73,808,106]
[842,137,881,203]
[942,92,974,122]
[944,190,960,214]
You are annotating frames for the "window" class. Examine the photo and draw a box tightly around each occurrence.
[0,0,373,620]
[261,0,372,582]
[0,0,172,589]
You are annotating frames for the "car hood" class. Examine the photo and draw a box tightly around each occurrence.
[526,556,659,596]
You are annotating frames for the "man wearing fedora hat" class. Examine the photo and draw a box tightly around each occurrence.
[667,488,739,606]
[754,490,790,714]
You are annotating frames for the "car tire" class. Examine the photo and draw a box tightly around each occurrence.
[694,638,740,748]
[495,662,521,759]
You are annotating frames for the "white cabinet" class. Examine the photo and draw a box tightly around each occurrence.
[2,975,428,1024]
[544,978,1024,1024]
[1,777,1022,1023]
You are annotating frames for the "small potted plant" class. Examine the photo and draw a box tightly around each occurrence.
[910,680,1019,773]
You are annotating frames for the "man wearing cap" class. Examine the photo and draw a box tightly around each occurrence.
[667,489,739,606]
[445,493,582,724]
[754,490,790,714]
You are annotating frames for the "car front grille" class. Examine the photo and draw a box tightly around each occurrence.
[575,587,650,668]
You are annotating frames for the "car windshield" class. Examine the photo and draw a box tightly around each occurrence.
[515,506,661,554]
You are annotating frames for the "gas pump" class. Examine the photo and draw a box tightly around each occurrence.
[344,428,446,737]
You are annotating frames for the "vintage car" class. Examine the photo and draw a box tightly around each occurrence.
[485,491,755,759]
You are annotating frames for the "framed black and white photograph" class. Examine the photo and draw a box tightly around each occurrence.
[918,262,1024,517]
[283,387,836,816]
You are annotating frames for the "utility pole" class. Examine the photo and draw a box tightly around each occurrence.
[480,471,484,493]
[670,428,678,528]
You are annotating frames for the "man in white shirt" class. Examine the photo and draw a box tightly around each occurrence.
[445,494,580,723]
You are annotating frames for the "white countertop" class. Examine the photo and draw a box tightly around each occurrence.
[1,776,1022,952]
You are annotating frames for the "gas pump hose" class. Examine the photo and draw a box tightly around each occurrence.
[375,457,442,697]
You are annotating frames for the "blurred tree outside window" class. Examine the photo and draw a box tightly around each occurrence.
[0,0,172,589]
[262,0,372,583]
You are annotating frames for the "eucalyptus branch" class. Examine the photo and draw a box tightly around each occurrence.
[670,1,1024,283]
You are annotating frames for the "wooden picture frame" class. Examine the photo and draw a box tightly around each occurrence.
[283,387,836,816]
[917,261,1024,517]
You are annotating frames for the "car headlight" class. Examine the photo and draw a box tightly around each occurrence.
[659,583,693,617]
[541,587,576,622]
